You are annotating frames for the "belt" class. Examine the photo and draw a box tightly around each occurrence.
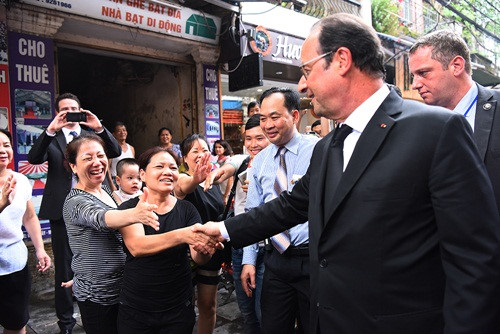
[284,244,309,256]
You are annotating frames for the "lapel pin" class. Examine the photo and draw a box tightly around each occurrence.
[483,103,492,111]
[380,123,387,128]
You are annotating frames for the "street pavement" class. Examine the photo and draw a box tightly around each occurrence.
[2,286,245,334]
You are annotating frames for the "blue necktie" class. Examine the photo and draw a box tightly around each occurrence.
[69,131,78,141]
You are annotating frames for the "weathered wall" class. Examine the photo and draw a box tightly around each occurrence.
[120,64,194,155]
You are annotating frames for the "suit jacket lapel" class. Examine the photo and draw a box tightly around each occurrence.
[474,84,496,161]
[323,91,401,225]
[55,131,67,155]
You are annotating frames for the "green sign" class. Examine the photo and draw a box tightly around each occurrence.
[185,14,216,40]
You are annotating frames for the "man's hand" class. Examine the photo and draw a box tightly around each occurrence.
[204,168,224,192]
[241,179,250,193]
[186,224,224,255]
[241,264,256,297]
[46,111,71,134]
[133,187,159,231]
[192,221,226,243]
[80,109,104,132]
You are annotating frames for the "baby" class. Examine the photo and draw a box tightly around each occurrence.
[112,158,143,204]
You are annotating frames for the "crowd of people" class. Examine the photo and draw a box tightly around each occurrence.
[1,12,499,334]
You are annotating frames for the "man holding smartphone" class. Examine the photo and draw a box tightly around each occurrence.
[28,93,121,334]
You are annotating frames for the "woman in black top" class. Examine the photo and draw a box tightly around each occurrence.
[117,146,219,334]
[63,134,160,334]
[175,134,225,334]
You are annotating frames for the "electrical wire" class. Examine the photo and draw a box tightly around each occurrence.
[240,1,282,15]
[224,19,249,74]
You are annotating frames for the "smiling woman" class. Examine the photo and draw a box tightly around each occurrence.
[0,129,51,334]
[175,134,225,334]
[62,133,160,334]
[116,147,218,333]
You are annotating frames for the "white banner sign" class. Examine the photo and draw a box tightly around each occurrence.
[21,0,221,44]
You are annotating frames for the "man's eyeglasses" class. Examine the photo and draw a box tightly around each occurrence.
[299,51,333,79]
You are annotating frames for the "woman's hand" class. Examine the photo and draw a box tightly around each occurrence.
[61,279,73,289]
[0,174,16,212]
[191,152,212,184]
[36,248,52,272]
[133,188,159,231]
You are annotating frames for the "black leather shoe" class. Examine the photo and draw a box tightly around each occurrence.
[59,330,72,334]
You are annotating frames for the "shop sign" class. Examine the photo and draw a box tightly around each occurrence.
[203,64,221,148]
[7,31,54,239]
[248,25,303,66]
[20,0,221,45]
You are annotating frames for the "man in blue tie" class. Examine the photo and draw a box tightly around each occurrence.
[242,87,318,333]
[28,93,121,334]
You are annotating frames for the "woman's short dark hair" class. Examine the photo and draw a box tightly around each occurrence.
[314,14,386,79]
[245,114,261,132]
[158,127,172,137]
[137,146,178,171]
[212,140,233,156]
[0,129,13,144]
[180,133,209,157]
[179,134,209,170]
[65,133,106,165]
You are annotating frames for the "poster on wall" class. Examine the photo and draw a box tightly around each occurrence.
[0,22,11,133]
[203,64,221,148]
[8,31,55,239]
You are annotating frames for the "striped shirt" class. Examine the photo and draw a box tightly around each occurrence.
[62,186,125,305]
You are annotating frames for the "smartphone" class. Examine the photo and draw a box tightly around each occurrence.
[238,170,248,185]
[66,112,87,122]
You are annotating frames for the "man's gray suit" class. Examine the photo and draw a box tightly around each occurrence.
[224,90,500,333]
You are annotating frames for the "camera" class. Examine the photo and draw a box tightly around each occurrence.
[66,112,87,122]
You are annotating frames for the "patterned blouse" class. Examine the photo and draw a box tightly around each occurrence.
[62,186,125,305]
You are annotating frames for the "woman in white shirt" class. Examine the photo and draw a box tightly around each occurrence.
[0,129,51,334]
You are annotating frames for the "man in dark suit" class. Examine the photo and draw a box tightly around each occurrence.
[196,14,500,333]
[28,93,121,334]
[408,30,500,214]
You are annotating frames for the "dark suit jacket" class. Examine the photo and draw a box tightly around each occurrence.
[474,84,500,213]
[28,128,121,221]
[225,90,500,334]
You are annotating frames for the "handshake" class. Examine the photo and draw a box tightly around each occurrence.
[189,221,227,255]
